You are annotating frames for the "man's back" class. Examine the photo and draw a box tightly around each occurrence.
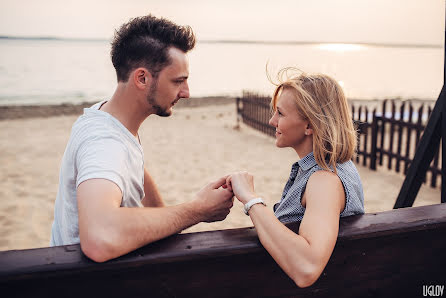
[50,101,145,246]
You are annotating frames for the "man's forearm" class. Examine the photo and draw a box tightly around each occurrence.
[80,200,203,262]
[78,176,233,263]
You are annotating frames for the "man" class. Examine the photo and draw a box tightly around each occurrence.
[50,15,234,262]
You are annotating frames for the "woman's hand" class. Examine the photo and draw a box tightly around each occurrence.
[225,171,257,204]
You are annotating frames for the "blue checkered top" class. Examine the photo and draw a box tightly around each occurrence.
[273,152,365,223]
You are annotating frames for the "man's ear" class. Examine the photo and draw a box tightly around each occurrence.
[133,68,151,90]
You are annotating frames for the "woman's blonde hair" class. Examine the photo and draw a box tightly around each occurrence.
[271,69,357,173]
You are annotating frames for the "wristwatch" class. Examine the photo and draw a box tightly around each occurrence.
[243,197,266,215]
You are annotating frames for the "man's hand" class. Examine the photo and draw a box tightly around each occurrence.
[194,176,234,222]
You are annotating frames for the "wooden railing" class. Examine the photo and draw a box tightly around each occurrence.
[1,203,445,298]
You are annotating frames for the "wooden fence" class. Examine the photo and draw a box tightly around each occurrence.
[236,94,440,188]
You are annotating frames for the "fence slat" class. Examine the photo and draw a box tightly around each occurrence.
[395,102,405,173]
[388,101,396,170]
[404,103,414,175]
[379,100,387,166]
[363,107,369,166]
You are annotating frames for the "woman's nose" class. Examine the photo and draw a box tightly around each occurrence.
[269,113,277,127]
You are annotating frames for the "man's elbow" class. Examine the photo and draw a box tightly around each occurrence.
[80,233,116,263]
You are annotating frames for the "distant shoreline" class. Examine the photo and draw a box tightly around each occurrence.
[0,96,236,120]
[0,36,442,49]
[0,96,438,121]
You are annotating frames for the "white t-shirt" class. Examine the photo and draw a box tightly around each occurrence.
[50,101,145,246]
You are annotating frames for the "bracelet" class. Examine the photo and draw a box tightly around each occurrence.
[243,197,266,215]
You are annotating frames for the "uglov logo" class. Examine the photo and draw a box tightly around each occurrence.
[423,285,445,297]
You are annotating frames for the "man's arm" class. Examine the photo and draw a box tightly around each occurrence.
[77,177,233,263]
[141,167,164,207]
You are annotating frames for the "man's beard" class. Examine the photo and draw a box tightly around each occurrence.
[146,78,171,117]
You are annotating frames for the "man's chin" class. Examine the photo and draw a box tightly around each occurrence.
[157,108,172,117]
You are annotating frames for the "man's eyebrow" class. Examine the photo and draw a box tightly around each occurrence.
[173,76,188,80]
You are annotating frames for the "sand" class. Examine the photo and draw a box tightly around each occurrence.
[0,101,440,251]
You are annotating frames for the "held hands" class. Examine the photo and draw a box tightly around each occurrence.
[224,172,257,205]
[194,176,234,223]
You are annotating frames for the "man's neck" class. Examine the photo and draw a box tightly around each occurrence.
[101,85,150,137]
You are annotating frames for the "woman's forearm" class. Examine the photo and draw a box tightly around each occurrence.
[247,204,323,287]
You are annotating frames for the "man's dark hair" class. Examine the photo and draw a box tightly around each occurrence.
[111,15,196,82]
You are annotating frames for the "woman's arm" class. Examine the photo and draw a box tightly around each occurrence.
[141,167,165,207]
[229,171,345,288]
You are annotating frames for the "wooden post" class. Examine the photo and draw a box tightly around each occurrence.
[394,88,444,208]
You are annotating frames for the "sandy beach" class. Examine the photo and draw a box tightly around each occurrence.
[0,100,440,251]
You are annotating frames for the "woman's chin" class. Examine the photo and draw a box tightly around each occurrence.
[275,140,285,148]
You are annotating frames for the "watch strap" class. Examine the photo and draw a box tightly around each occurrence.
[244,197,266,215]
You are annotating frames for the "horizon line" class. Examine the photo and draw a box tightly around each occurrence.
[0,35,442,49]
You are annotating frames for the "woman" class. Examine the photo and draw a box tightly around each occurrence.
[226,71,364,288]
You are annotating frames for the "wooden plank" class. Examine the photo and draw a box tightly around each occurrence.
[0,204,445,297]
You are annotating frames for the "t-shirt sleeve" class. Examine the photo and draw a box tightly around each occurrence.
[75,136,127,196]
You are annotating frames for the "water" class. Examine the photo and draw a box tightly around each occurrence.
[0,38,443,106]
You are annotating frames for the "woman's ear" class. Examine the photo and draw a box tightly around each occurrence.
[305,123,314,136]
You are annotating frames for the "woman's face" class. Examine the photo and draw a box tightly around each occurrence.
[269,88,312,154]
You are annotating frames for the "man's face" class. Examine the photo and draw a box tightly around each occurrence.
[146,47,190,117]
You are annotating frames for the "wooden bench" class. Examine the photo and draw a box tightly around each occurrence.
[1,203,445,297]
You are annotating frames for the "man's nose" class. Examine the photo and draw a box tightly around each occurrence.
[179,81,190,99]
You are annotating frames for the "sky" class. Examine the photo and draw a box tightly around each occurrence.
[0,0,444,45]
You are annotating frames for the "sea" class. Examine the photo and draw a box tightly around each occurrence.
[0,38,443,106]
